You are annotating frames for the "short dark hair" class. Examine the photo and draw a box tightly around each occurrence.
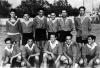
[88,35,96,41]
[23,14,29,17]
[38,9,44,13]
[27,38,33,41]
[50,33,57,38]
[66,34,73,39]
[62,10,67,13]
[10,9,16,13]
[79,6,86,11]
[5,38,13,44]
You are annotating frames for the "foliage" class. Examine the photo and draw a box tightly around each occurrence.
[16,0,79,17]
[0,1,11,18]
[0,0,79,17]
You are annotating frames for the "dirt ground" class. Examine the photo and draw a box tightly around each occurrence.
[0,24,100,68]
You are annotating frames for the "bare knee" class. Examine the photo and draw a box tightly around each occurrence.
[21,61,26,67]
[17,56,21,61]
[43,53,48,62]
[56,61,60,68]
[35,56,39,61]
[94,58,100,65]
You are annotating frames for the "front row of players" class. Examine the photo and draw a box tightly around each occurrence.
[2,34,100,68]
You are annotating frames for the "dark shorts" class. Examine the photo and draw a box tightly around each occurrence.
[28,56,35,66]
[22,33,33,45]
[76,36,88,44]
[28,56,39,66]
[57,30,71,42]
[11,57,21,67]
[86,55,95,63]
[46,54,56,65]
[35,28,47,41]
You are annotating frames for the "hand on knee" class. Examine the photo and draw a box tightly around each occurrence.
[68,59,72,64]
[43,53,48,58]
[79,58,84,65]
[64,60,68,64]
[48,56,52,60]
[43,53,48,62]
[21,61,26,67]
[94,58,100,65]
[72,63,79,68]
[35,56,39,65]
[60,56,68,64]
[35,56,39,61]
[17,56,21,62]
[55,61,60,68]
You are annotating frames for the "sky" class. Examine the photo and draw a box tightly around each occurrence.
[7,0,22,8]
[7,0,100,12]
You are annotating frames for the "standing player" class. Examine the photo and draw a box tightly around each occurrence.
[47,13,59,40]
[20,14,34,45]
[34,10,47,50]
[57,10,75,43]
[43,34,62,68]
[74,6,92,44]
[6,11,22,47]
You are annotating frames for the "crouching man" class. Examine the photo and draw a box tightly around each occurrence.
[43,34,62,68]
[60,34,81,68]
[21,38,40,68]
[81,35,100,67]
[2,38,22,67]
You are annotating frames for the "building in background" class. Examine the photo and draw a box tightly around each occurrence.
[83,0,100,12]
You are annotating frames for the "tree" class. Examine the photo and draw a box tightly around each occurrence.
[16,0,79,17]
[16,0,43,17]
[0,1,11,17]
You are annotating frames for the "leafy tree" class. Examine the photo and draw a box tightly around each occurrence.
[0,1,11,17]
[16,0,79,17]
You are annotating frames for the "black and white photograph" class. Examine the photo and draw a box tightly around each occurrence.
[0,0,100,68]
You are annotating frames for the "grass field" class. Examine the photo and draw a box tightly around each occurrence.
[0,24,100,68]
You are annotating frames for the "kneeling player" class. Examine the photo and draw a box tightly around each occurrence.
[43,34,62,68]
[21,39,40,68]
[82,35,100,67]
[2,38,21,67]
[60,34,80,68]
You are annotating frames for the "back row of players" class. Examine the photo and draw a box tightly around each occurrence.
[6,6,91,46]
[2,6,100,68]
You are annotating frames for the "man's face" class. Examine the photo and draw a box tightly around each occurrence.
[50,35,56,42]
[39,10,44,16]
[59,14,62,18]
[48,14,51,18]
[6,40,12,49]
[51,13,56,20]
[28,39,33,46]
[66,36,72,44]
[10,12,15,18]
[80,8,85,16]
[24,14,29,20]
[88,37,94,45]
[62,11,67,18]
